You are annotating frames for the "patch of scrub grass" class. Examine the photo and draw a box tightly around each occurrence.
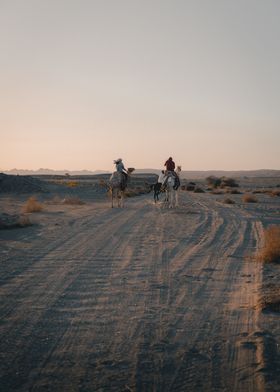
[257,225,280,263]
[242,194,258,203]
[22,197,43,213]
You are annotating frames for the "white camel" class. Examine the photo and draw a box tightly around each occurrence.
[163,166,182,208]
[109,168,134,208]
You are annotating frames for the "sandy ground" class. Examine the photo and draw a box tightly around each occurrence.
[0,178,280,392]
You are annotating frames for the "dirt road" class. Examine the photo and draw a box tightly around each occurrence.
[0,191,275,391]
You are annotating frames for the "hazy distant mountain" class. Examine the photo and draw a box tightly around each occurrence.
[135,169,280,179]
[2,168,280,178]
[3,168,110,176]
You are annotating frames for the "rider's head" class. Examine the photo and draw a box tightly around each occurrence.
[114,158,122,164]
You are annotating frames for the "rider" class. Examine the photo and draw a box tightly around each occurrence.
[114,158,128,190]
[164,157,180,190]
[157,170,165,185]
[164,157,176,172]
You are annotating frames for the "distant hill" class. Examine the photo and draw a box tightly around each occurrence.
[3,168,110,176]
[135,169,280,179]
[2,168,280,179]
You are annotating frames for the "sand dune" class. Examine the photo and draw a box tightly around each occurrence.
[0,178,279,391]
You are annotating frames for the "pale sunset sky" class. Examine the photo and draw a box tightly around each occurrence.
[1,0,279,171]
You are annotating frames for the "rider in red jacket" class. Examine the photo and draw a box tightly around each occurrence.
[164,157,175,172]
[164,157,180,190]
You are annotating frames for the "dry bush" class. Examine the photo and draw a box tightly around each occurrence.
[269,189,280,197]
[242,194,258,203]
[223,198,235,204]
[62,197,85,205]
[0,213,32,229]
[124,189,137,197]
[226,189,241,194]
[66,181,78,188]
[194,187,205,193]
[211,190,224,195]
[252,189,266,194]
[260,296,280,313]
[220,177,239,188]
[22,197,43,213]
[206,176,221,188]
[206,176,238,189]
[257,225,280,263]
[18,216,32,227]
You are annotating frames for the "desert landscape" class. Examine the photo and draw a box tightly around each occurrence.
[0,172,279,392]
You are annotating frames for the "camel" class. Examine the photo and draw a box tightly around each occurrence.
[109,168,134,208]
[163,166,182,208]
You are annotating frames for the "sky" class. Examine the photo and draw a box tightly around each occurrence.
[1,0,279,171]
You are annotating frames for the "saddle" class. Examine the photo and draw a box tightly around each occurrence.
[120,172,127,190]
[163,171,180,190]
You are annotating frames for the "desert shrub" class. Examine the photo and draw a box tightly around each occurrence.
[223,198,235,204]
[261,298,280,313]
[226,189,241,194]
[242,194,258,203]
[270,189,280,197]
[220,177,239,188]
[23,197,43,213]
[62,197,85,205]
[257,225,280,263]
[0,213,32,229]
[194,187,205,193]
[124,190,137,197]
[66,181,78,188]
[211,190,224,195]
[206,176,221,188]
[18,216,32,227]
[206,176,238,189]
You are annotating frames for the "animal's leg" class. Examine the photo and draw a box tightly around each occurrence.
[169,190,175,208]
[175,190,179,207]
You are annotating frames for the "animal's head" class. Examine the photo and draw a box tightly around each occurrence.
[177,166,182,172]
[127,167,135,174]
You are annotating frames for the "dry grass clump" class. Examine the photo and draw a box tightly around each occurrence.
[0,213,32,229]
[22,197,43,213]
[223,198,235,204]
[257,225,280,263]
[211,190,224,195]
[124,189,138,197]
[242,194,258,203]
[17,216,32,227]
[66,181,79,188]
[62,197,85,205]
[194,187,205,193]
[226,188,242,194]
[206,176,238,189]
[269,189,280,197]
[260,297,280,313]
